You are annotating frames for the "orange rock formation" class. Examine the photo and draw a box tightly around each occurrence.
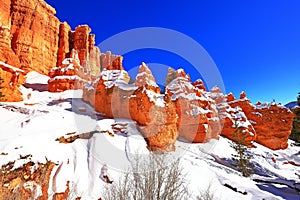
[0,0,101,75]
[0,0,103,100]
[130,63,178,151]
[48,56,90,92]
[227,92,294,150]
[0,61,25,102]
[0,0,60,74]
[165,68,221,143]
[0,0,294,151]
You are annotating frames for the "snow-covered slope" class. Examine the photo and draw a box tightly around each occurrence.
[0,72,299,199]
[285,101,299,109]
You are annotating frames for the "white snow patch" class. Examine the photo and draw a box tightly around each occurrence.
[145,89,165,107]
[49,75,82,81]
[0,79,299,199]
[23,181,43,199]
[0,61,24,73]
[62,58,75,65]
[26,71,50,84]
[0,25,10,29]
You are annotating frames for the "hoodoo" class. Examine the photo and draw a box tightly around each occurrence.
[0,0,294,151]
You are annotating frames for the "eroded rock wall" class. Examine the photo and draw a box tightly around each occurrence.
[0,62,25,102]
[9,0,60,74]
[0,0,104,101]
[228,92,294,150]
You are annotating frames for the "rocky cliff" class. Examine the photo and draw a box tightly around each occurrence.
[227,92,294,150]
[0,0,294,151]
[210,90,256,146]
[82,57,294,151]
[0,0,101,75]
[48,55,90,93]
[0,0,60,74]
[0,61,26,101]
[165,68,221,143]
[0,0,103,100]
[131,63,178,151]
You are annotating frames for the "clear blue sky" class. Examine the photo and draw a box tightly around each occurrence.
[45,0,300,104]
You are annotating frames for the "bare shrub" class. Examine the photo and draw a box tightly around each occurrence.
[102,153,190,200]
[197,182,216,200]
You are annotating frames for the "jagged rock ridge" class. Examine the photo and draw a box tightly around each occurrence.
[81,59,294,151]
[0,0,101,75]
[0,0,294,151]
[0,0,108,100]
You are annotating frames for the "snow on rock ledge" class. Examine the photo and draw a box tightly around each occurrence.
[130,63,178,151]
[166,68,221,143]
[82,60,294,151]
[221,92,256,146]
[227,92,294,150]
[48,57,90,92]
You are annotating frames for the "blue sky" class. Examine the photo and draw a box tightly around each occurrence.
[46,0,300,104]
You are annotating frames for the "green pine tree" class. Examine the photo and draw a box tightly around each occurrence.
[0,77,5,101]
[290,92,300,144]
[165,67,177,86]
[230,122,255,177]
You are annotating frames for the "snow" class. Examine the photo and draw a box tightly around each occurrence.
[49,75,82,81]
[0,73,299,199]
[136,71,159,88]
[60,64,75,72]
[136,71,147,77]
[188,104,211,116]
[145,89,165,107]
[50,67,59,72]
[235,120,251,129]
[176,92,200,101]
[77,24,90,28]
[255,102,286,110]
[100,69,138,91]
[62,58,75,65]
[249,120,257,125]
[26,71,50,84]
[166,77,210,101]
[224,106,253,129]
[0,61,24,73]
[104,80,137,91]
[91,69,136,91]
[252,111,263,117]
[101,70,127,82]
[23,181,43,199]
[0,25,10,29]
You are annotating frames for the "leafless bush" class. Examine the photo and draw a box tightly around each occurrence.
[102,153,190,200]
[197,182,216,200]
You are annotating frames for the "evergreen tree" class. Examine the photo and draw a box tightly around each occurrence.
[0,77,4,101]
[230,122,255,177]
[165,67,177,86]
[290,92,300,144]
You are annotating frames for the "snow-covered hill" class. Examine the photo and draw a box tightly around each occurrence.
[285,101,299,109]
[0,71,299,199]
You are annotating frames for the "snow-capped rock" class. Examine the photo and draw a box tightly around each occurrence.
[48,57,90,92]
[166,68,221,143]
[228,92,294,150]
